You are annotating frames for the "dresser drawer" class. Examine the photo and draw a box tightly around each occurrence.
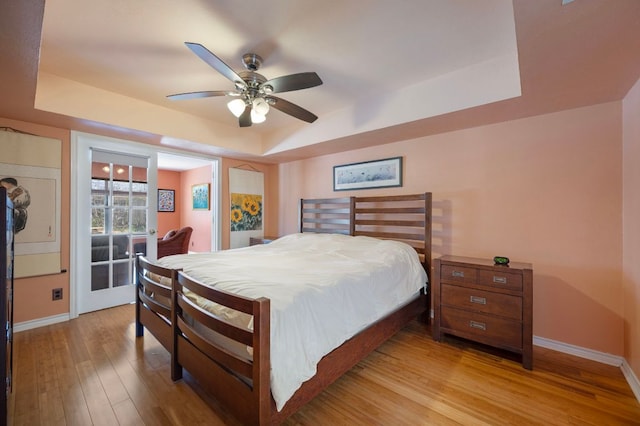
[440,264,477,285]
[478,269,523,292]
[440,306,522,351]
[441,284,522,320]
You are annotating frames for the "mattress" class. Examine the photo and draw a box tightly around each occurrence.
[157,232,427,410]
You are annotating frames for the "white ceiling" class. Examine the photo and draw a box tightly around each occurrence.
[1,0,640,163]
[157,152,213,171]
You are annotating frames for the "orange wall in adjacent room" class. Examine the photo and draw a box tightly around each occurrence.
[157,169,181,236]
[277,102,625,357]
[181,165,212,252]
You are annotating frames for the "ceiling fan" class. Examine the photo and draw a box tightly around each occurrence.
[167,42,323,127]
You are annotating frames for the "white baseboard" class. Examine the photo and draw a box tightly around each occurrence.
[533,335,623,366]
[621,359,640,402]
[13,313,70,333]
[534,335,640,404]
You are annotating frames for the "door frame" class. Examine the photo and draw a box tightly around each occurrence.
[70,131,221,319]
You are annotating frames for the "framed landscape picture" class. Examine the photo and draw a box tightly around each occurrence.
[157,189,175,212]
[333,156,402,191]
[192,183,210,210]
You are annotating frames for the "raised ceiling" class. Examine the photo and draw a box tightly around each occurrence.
[1,0,639,162]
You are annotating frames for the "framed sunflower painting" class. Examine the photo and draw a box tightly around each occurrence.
[230,193,263,231]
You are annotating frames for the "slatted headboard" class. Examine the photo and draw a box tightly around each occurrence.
[299,197,354,235]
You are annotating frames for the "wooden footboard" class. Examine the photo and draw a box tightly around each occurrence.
[135,255,177,352]
[172,271,426,425]
[172,271,271,425]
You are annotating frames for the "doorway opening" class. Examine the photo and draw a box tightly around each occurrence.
[157,152,220,253]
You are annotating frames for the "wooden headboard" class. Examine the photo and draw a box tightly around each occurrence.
[299,193,432,280]
[299,197,354,234]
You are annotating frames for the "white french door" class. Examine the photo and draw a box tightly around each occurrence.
[72,132,158,315]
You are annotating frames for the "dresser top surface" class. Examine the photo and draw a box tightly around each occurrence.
[437,255,532,271]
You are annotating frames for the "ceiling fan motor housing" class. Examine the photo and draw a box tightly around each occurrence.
[242,53,263,71]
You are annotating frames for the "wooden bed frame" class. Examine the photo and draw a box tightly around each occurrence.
[135,256,178,352]
[136,193,432,425]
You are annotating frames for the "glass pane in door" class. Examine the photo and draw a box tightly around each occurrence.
[90,159,148,292]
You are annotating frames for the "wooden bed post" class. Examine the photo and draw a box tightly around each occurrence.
[253,297,271,425]
[349,196,356,235]
[424,192,432,284]
[171,276,183,382]
[135,255,143,337]
[424,192,433,324]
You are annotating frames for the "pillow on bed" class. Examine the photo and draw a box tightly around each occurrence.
[163,230,177,240]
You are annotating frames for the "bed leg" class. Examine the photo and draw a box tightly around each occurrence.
[171,335,183,381]
[135,291,144,337]
[135,258,144,337]
[416,290,430,324]
[425,285,432,324]
[171,359,183,381]
[170,293,182,381]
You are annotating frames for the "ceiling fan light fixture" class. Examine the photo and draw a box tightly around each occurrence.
[252,97,270,116]
[227,98,246,117]
[251,109,267,124]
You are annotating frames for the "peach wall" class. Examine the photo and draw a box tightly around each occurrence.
[181,165,212,252]
[0,118,71,323]
[220,159,279,250]
[623,76,640,378]
[157,170,181,236]
[278,102,625,356]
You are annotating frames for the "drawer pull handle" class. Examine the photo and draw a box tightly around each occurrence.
[470,321,486,331]
[470,296,486,305]
[493,276,507,284]
[452,270,465,278]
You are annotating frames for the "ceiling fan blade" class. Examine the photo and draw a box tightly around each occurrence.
[267,96,318,123]
[239,106,252,127]
[166,90,237,101]
[184,42,246,87]
[262,72,323,94]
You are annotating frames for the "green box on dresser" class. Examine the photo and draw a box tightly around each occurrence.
[432,255,533,370]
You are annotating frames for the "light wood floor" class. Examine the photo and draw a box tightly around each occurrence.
[8,304,640,425]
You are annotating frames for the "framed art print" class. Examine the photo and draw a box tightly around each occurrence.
[157,189,175,212]
[192,183,210,210]
[333,156,402,191]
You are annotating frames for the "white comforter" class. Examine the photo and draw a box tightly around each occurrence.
[157,232,427,410]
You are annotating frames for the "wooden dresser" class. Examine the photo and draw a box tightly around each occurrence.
[432,255,533,369]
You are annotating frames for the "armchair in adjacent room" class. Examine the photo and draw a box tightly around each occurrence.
[134,226,193,258]
[158,226,193,258]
